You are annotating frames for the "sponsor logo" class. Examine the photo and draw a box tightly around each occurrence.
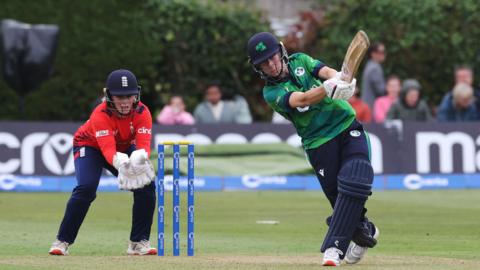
[188,232,195,249]
[137,127,151,134]
[0,132,75,175]
[403,174,449,190]
[416,132,478,173]
[242,175,287,188]
[188,206,195,220]
[334,240,339,247]
[350,130,361,137]
[95,130,109,137]
[188,179,195,194]
[1,129,383,176]
[0,174,42,191]
[163,176,206,191]
[158,206,165,222]
[295,67,305,76]
[318,169,325,177]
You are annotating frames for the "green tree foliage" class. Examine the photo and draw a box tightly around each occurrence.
[0,0,267,120]
[0,0,151,120]
[0,87,19,119]
[312,0,480,105]
[143,0,268,114]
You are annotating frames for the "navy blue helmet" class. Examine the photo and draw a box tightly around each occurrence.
[105,69,140,96]
[247,32,289,83]
[103,69,142,114]
[247,32,282,65]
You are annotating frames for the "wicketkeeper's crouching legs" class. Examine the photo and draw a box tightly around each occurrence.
[56,146,105,244]
[130,181,156,242]
[321,159,374,257]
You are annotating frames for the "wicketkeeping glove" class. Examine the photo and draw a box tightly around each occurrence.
[116,149,155,191]
[130,149,155,180]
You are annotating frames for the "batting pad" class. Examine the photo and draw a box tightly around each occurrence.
[320,159,373,256]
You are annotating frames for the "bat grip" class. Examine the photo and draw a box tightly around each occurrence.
[339,64,352,83]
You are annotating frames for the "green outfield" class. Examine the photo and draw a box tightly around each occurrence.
[1,190,479,270]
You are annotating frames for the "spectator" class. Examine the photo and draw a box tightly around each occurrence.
[156,95,194,125]
[232,94,253,124]
[194,82,252,123]
[455,65,474,86]
[387,79,432,121]
[361,42,386,109]
[437,83,478,121]
[453,66,480,111]
[373,75,401,123]
[348,87,372,123]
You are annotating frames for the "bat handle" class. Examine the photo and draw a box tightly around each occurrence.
[339,64,349,82]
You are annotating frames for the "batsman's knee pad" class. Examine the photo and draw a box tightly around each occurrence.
[337,159,373,200]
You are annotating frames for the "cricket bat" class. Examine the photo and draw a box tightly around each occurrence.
[339,30,370,83]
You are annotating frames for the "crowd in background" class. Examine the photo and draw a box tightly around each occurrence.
[156,82,253,125]
[349,42,479,124]
[155,42,479,125]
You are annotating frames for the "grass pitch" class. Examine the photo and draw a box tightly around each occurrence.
[1,190,479,269]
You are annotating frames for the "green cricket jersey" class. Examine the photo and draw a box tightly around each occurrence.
[263,53,355,149]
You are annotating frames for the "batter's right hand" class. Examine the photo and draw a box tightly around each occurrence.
[323,78,342,98]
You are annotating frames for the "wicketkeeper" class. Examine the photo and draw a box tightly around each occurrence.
[247,32,379,266]
[49,69,157,256]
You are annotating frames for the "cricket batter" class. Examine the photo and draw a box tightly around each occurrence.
[49,69,157,256]
[247,32,379,266]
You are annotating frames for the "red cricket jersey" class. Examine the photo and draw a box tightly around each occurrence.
[73,101,152,165]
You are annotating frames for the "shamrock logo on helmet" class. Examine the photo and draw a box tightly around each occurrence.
[255,42,267,52]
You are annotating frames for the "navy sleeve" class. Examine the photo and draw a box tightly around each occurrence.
[312,63,326,79]
[281,91,295,113]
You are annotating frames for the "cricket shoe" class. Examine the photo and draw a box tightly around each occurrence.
[345,226,380,264]
[49,239,69,255]
[322,247,343,266]
[127,240,157,255]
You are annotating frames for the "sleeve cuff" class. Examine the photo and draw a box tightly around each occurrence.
[312,63,326,79]
[281,92,294,113]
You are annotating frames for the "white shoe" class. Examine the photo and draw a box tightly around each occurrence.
[345,226,380,264]
[49,239,69,255]
[127,240,157,255]
[322,247,343,266]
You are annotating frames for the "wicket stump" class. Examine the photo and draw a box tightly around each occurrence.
[157,141,194,256]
